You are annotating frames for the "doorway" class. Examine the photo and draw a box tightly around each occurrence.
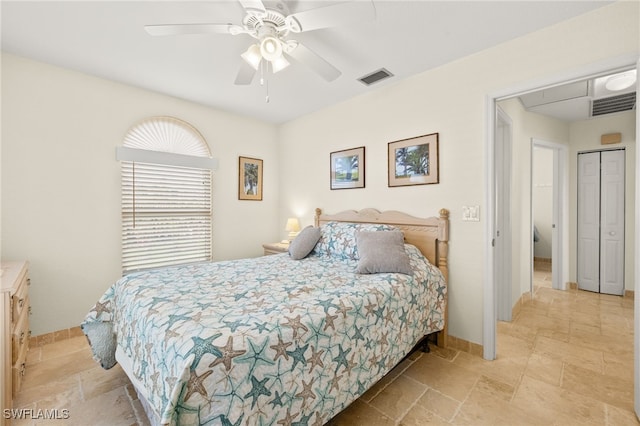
[532,146,554,291]
[485,56,639,418]
[484,56,639,363]
[531,139,568,294]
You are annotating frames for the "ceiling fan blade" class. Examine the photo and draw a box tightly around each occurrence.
[235,60,258,85]
[287,1,376,33]
[144,23,237,36]
[287,42,341,82]
[237,0,266,15]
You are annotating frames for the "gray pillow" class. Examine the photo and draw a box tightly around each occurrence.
[355,230,413,275]
[288,226,321,260]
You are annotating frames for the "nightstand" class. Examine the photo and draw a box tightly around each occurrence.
[262,242,289,255]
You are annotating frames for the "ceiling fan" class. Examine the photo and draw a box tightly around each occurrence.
[144,0,376,85]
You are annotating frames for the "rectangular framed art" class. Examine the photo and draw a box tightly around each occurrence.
[238,156,263,200]
[388,133,439,187]
[330,146,365,190]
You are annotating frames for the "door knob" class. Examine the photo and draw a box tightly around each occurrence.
[609,231,616,236]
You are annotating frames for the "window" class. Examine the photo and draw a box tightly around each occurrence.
[119,117,217,273]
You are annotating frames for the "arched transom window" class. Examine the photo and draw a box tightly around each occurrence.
[118,117,217,273]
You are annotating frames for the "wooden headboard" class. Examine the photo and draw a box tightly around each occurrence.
[314,208,450,283]
[314,207,450,347]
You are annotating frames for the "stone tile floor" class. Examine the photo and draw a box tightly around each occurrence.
[11,269,638,425]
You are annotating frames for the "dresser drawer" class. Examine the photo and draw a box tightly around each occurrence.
[11,273,29,324]
[11,338,28,397]
[11,298,29,364]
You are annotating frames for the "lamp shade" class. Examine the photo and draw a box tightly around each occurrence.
[241,44,262,70]
[271,55,290,73]
[260,36,283,62]
[285,218,301,233]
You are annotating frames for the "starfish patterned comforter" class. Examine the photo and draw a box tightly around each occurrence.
[82,243,446,425]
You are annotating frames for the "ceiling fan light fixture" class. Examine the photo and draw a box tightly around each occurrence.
[271,55,290,73]
[260,36,282,61]
[241,44,262,70]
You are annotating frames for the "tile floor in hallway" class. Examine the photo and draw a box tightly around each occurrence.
[10,268,638,425]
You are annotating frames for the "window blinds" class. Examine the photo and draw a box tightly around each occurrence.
[121,161,212,273]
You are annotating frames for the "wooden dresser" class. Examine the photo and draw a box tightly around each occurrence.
[1,261,30,416]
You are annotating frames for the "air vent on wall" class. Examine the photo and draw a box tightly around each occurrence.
[592,92,636,117]
[358,68,394,86]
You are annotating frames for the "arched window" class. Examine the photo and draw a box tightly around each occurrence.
[118,117,217,273]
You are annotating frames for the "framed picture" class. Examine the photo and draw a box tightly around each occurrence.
[238,156,263,200]
[388,133,439,187]
[330,146,365,190]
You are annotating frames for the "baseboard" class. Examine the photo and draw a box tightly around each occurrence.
[30,326,84,348]
[568,282,632,298]
[446,335,483,357]
[512,291,532,318]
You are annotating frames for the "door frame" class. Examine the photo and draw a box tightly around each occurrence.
[496,107,513,321]
[483,53,638,363]
[531,139,568,293]
[634,57,640,418]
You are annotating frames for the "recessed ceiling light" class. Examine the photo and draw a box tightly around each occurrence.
[605,71,637,91]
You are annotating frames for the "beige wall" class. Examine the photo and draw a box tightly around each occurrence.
[1,53,279,335]
[1,2,639,344]
[278,2,639,344]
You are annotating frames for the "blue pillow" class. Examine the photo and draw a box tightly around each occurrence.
[313,221,397,260]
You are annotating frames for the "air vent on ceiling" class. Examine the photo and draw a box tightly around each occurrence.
[592,92,636,117]
[358,68,394,86]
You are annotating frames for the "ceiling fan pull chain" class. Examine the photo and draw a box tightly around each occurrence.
[259,60,269,103]
[265,80,270,103]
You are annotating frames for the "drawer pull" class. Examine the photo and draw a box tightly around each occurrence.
[27,278,31,286]
[20,363,26,376]
[29,306,32,315]
[19,331,25,345]
[18,298,25,308]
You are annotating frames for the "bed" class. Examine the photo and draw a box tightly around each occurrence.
[82,207,449,425]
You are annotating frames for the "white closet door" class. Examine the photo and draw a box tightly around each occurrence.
[577,152,601,293]
[600,150,625,295]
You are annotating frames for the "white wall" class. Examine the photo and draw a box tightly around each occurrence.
[569,110,636,291]
[278,1,639,344]
[1,53,279,335]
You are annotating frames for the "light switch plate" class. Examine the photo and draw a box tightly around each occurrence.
[462,205,480,222]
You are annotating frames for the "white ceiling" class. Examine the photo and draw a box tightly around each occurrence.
[1,1,613,124]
